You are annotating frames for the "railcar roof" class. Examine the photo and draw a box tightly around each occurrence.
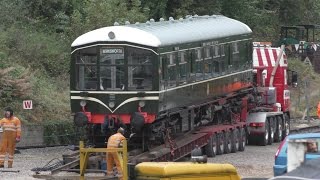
[71,15,252,48]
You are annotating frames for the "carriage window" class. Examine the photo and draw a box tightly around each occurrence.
[204,47,212,79]
[205,46,211,59]
[178,51,187,84]
[220,44,226,74]
[75,47,98,90]
[232,42,240,69]
[167,53,177,87]
[213,45,219,57]
[232,42,239,54]
[212,45,220,76]
[128,48,153,90]
[195,49,202,61]
[221,45,225,56]
[100,47,125,90]
[213,60,220,76]
[195,48,203,81]
[159,56,165,90]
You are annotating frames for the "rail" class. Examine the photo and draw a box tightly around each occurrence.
[79,140,128,180]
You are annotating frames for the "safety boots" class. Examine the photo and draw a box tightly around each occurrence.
[8,163,12,168]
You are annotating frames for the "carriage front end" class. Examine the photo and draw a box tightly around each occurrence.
[70,42,161,147]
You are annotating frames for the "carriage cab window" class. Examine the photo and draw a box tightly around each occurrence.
[75,47,98,90]
[99,47,125,90]
[127,47,153,90]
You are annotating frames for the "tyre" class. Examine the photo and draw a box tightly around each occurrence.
[216,132,225,155]
[282,114,290,140]
[224,131,231,154]
[268,118,274,145]
[205,134,217,157]
[274,116,282,142]
[238,127,246,151]
[231,129,239,153]
[261,120,269,146]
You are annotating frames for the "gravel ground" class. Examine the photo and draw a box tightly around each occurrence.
[2,119,319,180]
[209,143,279,179]
[3,144,278,180]
[0,146,73,180]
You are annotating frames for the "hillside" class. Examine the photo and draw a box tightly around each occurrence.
[289,58,320,119]
[1,0,320,125]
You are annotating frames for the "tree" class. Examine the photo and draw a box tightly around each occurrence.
[68,0,148,40]
[140,0,168,20]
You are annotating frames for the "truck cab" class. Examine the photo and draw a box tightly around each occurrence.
[247,43,297,146]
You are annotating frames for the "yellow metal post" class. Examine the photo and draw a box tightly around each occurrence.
[78,139,128,179]
[79,141,89,177]
[122,140,128,180]
[79,141,84,178]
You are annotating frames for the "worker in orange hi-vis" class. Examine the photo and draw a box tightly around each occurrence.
[0,107,21,168]
[317,102,320,119]
[106,127,126,180]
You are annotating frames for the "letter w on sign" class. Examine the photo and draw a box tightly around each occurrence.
[23,100,33,109]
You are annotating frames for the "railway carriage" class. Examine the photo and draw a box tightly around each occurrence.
[70,15,253,149]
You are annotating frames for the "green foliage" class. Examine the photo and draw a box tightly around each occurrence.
[0,0,26,29]
[4,26,70,76]
[141,0,168,20]
[288,58,320,117]
[68,0,148,41]
[43,120,86,146]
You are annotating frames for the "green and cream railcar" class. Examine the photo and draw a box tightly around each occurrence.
[70,15,253,148]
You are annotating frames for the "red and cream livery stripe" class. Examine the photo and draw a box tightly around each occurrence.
[253,48,287,68]
[71,96,159,113]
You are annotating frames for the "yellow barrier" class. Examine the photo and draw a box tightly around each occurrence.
[79,140,128,180]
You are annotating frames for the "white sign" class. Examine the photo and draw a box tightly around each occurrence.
[23,100,33,109]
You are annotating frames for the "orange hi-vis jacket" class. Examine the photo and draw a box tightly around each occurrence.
[0,117,21,137]
[107,132,126,148]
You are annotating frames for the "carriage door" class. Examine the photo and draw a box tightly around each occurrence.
[226,43,232,72]
[99,47,125,90]
[159,54,167,110]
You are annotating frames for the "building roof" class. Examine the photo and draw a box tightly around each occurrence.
[71,15,252,48]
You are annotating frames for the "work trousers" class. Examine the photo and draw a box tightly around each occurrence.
[0,131,16,167]
[107,152,123,180]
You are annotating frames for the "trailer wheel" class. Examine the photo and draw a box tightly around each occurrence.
[217,132,225,155]
[268,118,274,145]
[282,114,290,140]
[261,120,269,146]
[274,116,282,142]
[205,134,217,157]
[224,131,231,154]
[238,128,246,151]
[231,129,239,153]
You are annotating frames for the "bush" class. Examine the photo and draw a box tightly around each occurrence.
[43,120,86,146]
[288,58,320,118]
